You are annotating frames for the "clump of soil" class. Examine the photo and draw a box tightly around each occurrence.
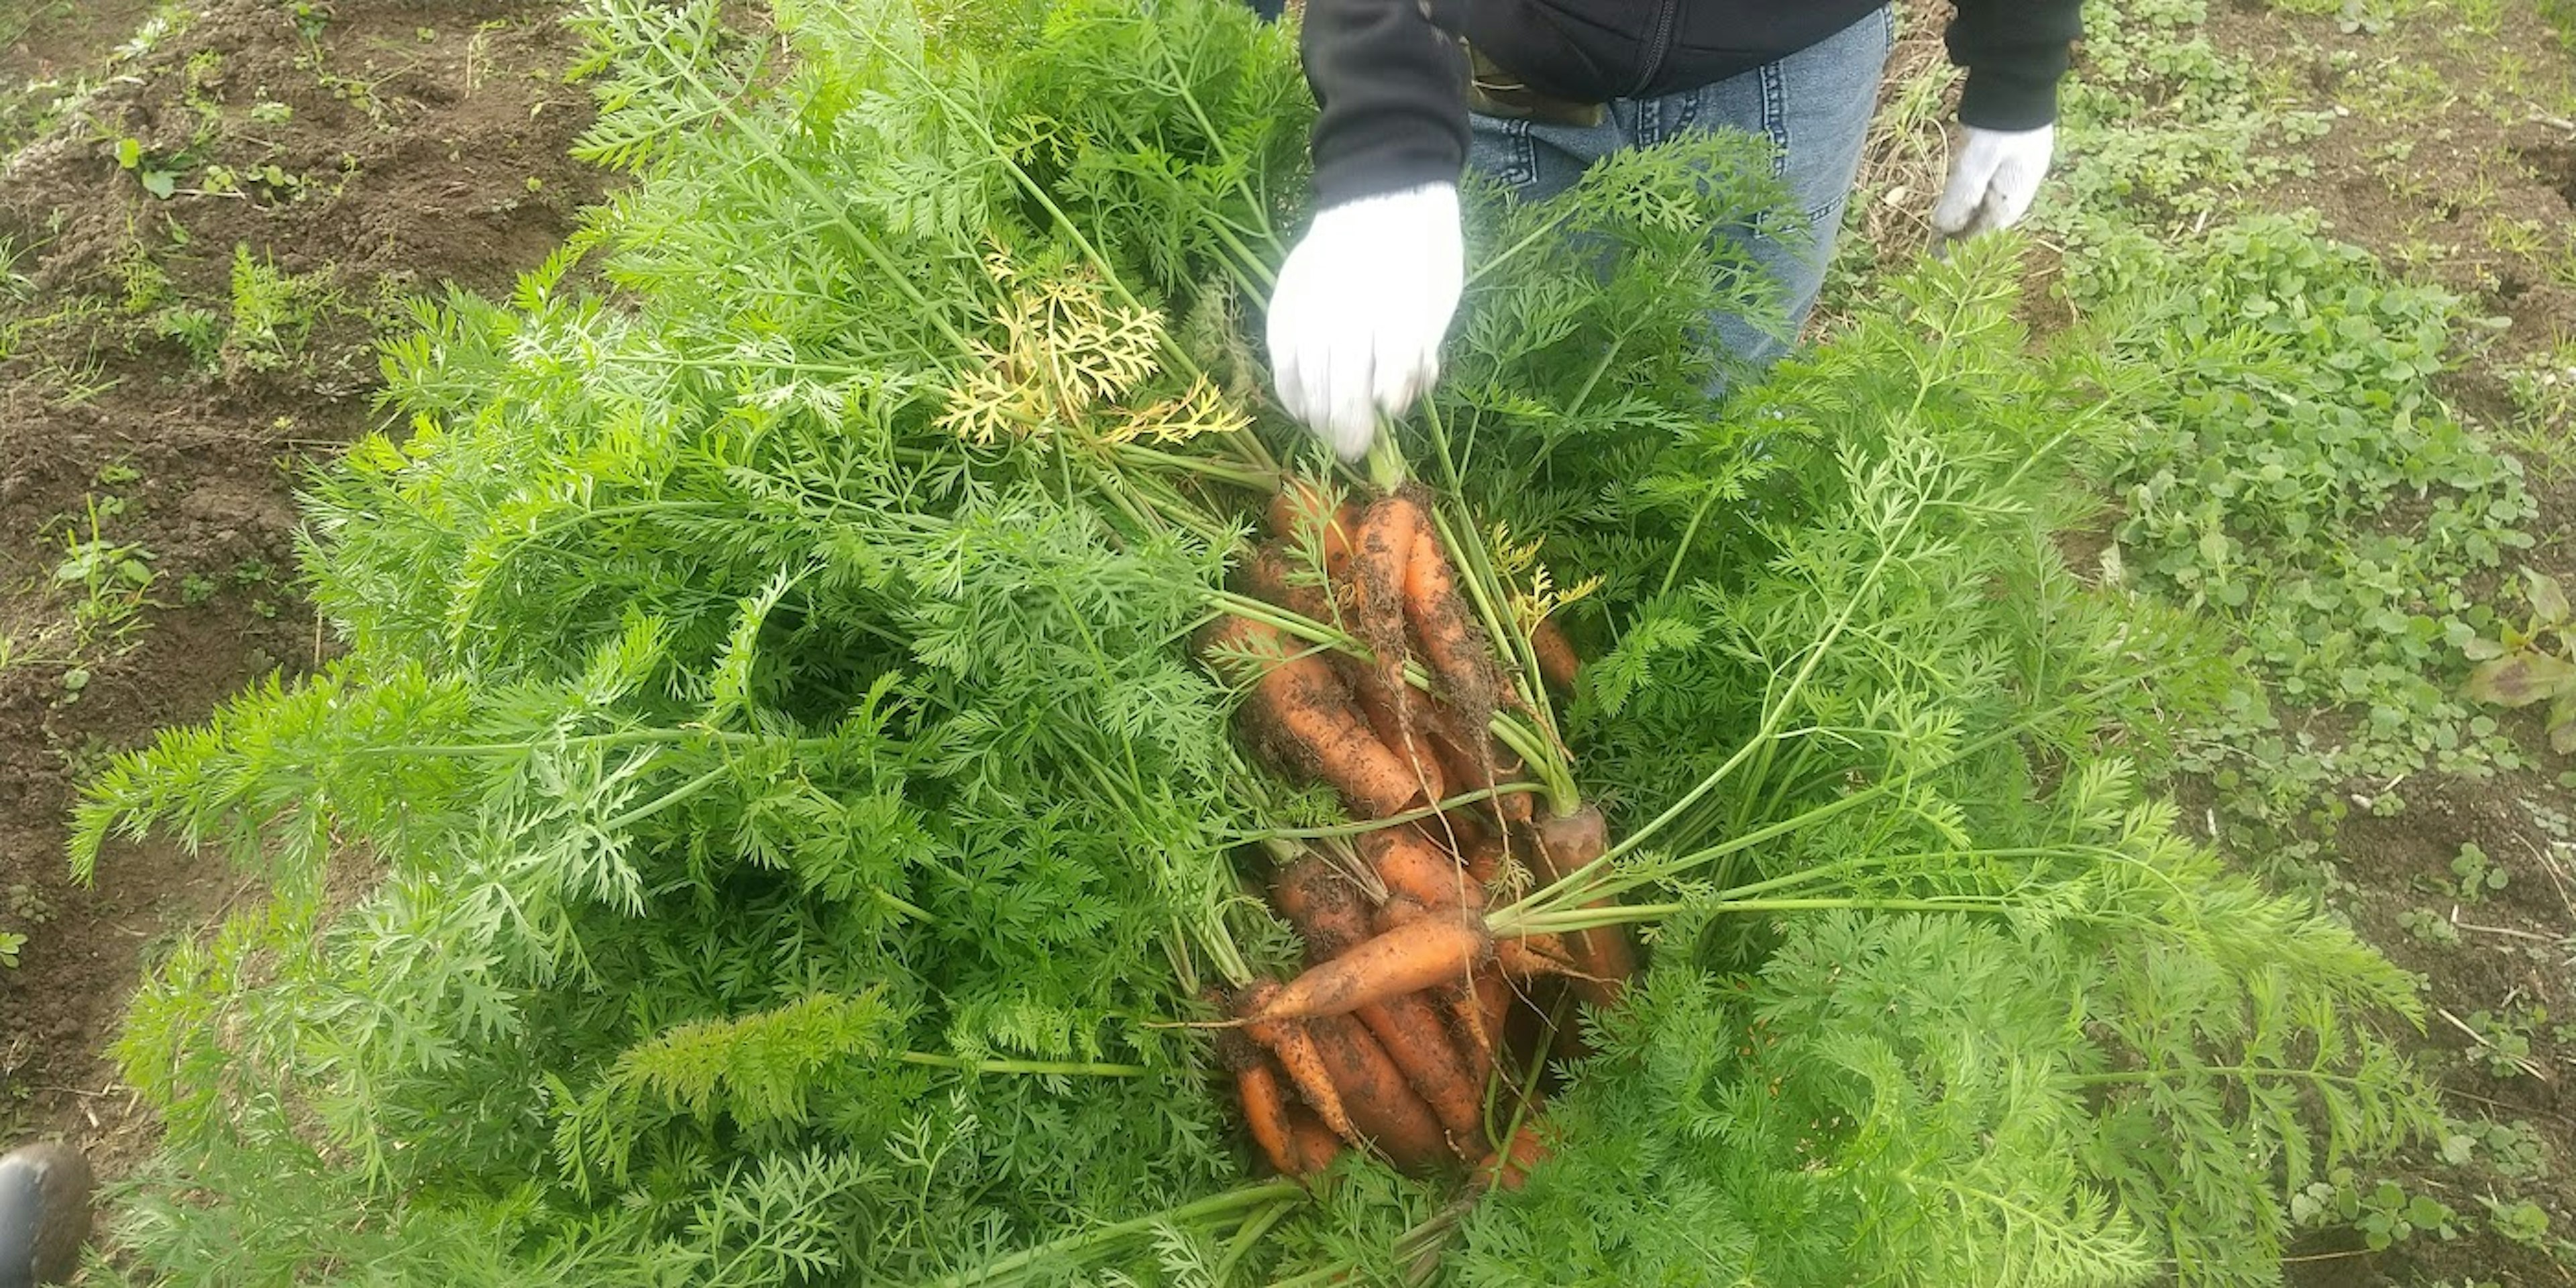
[0,0,598,1177]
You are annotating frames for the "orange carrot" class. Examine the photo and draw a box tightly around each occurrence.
[1351,492,1427,720]
[1208,616,1418,818]
[1360,827,1485,911]
[1477,1106,1556,1191]
[1235,1059,1300,1175]
[1286,1103,1344,1176]
[1354,991,1485,1151]
[1307,1011,1449,1171]
[1239,543,1339,624]
[1267,479,1358,580]
[1272,856,1373,964]
[1533,804,1637,1010]
[1530,616,1579,693]
[1238,981,1353,1142]
[1339,657,1449,806]
[1252,906,1493,1023]
[1401,497,1505,714]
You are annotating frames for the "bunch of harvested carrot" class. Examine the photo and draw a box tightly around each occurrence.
[1200,478,1638,1186]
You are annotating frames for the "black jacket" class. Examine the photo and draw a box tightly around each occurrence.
[1303,0,2084,207]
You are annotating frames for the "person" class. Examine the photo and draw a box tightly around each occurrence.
[1263,0,2084,460]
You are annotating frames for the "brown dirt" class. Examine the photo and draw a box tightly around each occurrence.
[0,0,596,1179]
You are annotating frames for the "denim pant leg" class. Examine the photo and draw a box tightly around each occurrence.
[1466,6,1893,374]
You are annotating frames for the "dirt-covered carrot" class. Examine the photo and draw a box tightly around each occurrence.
[1351,492,1427,718]
[1286,1104,1344,1176]
[1400,492,1505,716]
[1340,659,1449,805]
[1354,990,1484,1151]
[1250,906,1493,1024]
[1360,827,1485,911]
[1235,1056,1299,1175]
[1533,804,1636,1008]
[1267,478,1358,581]
[1238,981,1353,1142]
[1477,1106,1555,1191]
[1272,855,1372,960]
[1531,616,1579,694]
[1207,616,1417,818]
[1306,1011,1448,1171]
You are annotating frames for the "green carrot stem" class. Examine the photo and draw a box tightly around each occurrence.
[916,1181,1305,1288]
[1492,895,2019,938]
[354,729,838,757]
[897,1052,1151,1077]
[2070,1067,2374,1089]
[598,765,730,834]
[1232,782,1542,840]
[1598,490,1933,860]
[1211,1197,1303,1286]
[1116,443,1278,490]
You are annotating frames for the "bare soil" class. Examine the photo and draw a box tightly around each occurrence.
[0,0,595,1177]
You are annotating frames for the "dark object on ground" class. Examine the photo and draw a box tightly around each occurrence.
[0,1142,93,1288]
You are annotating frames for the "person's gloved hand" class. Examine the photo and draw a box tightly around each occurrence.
[1931,123,2055,239]
[1266,182,1464,462]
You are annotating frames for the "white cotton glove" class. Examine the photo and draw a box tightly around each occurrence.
[1266,182,1464,462]
[1931,123,2055,239]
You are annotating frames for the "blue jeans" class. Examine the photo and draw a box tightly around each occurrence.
[1465,6,1894,372]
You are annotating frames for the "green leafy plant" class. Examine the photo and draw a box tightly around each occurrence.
[2449,841,2508,901]
[2292,1169,2463,1251]
[64,1,2442,1284]
[0,930,23,970]
[2462,568,2576,754]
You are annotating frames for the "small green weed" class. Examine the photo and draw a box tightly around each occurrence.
[2460,1006,2546,1079]
[2481,1195,2553,1249]
[223,244,329,374]
[2292,1170,2466,1250]
[2400,906,2461,943]
[2449,841,2509,900]
[0,931,22,970]
[4,885,48,928]
[2074,217,2537,863]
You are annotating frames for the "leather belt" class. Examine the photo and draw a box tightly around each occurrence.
[1464,42,1607,127]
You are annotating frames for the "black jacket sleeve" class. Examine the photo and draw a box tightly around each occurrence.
[1300,0,1472,209]
[1948,0,2085,131]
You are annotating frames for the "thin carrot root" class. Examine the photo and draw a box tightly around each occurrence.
[1254,907,1493,1024]
[1239,981,1354,1142]
[1493,932,1592,983]
[1208,615,1419,818]
[1235,1057,1300,1175]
